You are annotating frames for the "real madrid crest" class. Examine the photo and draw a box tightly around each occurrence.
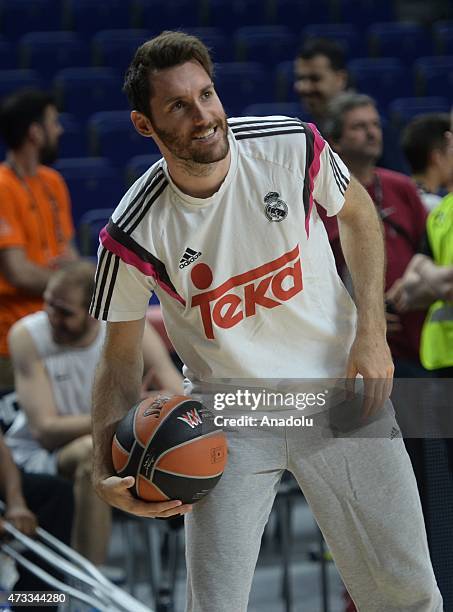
[264,192,288,222]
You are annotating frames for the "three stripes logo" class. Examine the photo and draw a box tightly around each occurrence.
[179,247,202,269]
[177,407,203,429]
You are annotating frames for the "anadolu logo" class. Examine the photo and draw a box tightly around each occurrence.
[190,245,303,339]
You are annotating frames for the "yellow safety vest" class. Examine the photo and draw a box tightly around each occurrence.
[420,194,453,369]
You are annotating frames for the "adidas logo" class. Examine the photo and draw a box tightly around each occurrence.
[179,247,202,269]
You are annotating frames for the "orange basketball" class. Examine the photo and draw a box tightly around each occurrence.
[112,395,228,504]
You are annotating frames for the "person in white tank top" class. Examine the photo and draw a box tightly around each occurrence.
[6,260,183,565]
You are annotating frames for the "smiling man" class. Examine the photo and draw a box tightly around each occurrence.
[294,38,348,128]
[89,31,442,612]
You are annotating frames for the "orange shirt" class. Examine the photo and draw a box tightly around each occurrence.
[0,164,74,355]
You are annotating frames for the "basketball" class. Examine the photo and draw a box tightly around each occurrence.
[111,395,228,504]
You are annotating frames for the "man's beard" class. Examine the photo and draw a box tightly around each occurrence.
[153,115,230,165]
[39,140,59,166]
[51,321,90,345]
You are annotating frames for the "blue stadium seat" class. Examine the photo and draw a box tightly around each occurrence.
[88,111,160,167]
[203,0,271,32]
[54,157,125,227]
[433,21,453,55]
[334,0,395,25]
[414,56,453,100]
[348,58,412,108]
[0,70,42,100]
[301,24,365,59]
[77,208,113,256]
[234,26,296,66]
[388,96,450,128]
[54,68,127,121]
[0,37,15,69]
[184,28,232,62]
[126,154,163,185]
[58,114,87,158]
[63,0,134,38]
[274,61,299,103]
[368,22,433,63]
[135,0,203,31]
[214,62,268,115]
[268,0,333,31]
[18,32,89,84]
[92,30,150,75]
[242,102,306,119]
[0,0,62,40]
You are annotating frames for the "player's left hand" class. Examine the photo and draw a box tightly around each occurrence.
[346,330,394,421]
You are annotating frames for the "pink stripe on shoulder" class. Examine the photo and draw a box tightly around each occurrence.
[305,122,326,237]
[100,227,185,305]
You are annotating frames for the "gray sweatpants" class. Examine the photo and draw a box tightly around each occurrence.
[185,405,443,611]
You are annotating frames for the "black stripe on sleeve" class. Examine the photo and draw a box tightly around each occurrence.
[228,117,303,127]
[127,178,168,235]
[328,149,348,193]
[93,250,113,320]
[302,126,314,218]
[90,246,108,316]
[329,148,349,185]
[106,221,182,299]
[328,151,347,195]
[231,121,303,134]
[102,255,120,320]
[119,170,166,232]
[234,128,306,141]
[115,168,159,227]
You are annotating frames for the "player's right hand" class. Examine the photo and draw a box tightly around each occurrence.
[94,475,193,518]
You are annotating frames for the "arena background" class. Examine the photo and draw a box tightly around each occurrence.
[1,0,453,610]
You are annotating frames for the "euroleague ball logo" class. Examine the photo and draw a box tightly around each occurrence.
[264,191,288,222]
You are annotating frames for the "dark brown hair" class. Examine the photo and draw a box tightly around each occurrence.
[401,113,451,174]
[123,30,214,119]
[0,89,55,150]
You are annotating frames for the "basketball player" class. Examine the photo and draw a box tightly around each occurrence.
[89,32,442,611]
[6,260,183,564]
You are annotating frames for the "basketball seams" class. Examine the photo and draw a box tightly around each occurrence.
[113,435,129,455]
[136,396,193,449]
[135,397,194,484]
[114,396,227,502]
[114,439,139,474]
[152,429,225,478]
[155,468,225,479]
[132,403,146,449]
[136,474,168,501]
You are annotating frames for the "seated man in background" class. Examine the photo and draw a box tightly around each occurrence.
[0,89,77,392]
[401,113,453,212]
[5,260,183,565]
[0,429,73,612]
